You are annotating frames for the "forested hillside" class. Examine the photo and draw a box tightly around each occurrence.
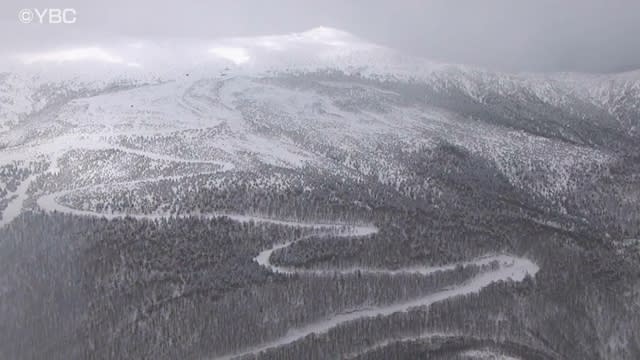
[1,28,640,359]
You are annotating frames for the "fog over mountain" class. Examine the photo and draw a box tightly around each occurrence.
[1,0,640,72]
[1,3,640,360]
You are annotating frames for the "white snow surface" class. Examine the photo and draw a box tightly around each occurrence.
[217,246,537,359]
[29,153,539,359]
[0,174,35,228]
[0,25,630,358]
[35,170,538,360]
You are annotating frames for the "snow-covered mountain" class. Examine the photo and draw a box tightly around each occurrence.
[1,28,639,225]
[2,27,640,360]
[0,26,639,223]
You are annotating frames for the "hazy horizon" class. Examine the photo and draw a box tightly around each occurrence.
[1,0,639,74]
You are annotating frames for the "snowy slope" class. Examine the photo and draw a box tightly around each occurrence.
[0,27,638,226]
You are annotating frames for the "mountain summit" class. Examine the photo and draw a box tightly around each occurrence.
[1,27,640,360]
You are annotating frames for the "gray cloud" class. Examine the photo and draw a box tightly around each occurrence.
[1,0,639,73]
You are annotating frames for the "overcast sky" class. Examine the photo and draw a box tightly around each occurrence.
[1,0,639,73]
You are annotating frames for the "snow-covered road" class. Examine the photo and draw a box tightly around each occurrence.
[31,152,539,360]
[216,242,538,360]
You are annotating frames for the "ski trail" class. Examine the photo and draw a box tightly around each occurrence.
[0,175,35,229]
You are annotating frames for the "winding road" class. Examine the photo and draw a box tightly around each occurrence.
[16,148,539,359]
[220,248,537,360]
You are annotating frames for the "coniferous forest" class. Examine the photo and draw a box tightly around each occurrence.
[1,38,640,360]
